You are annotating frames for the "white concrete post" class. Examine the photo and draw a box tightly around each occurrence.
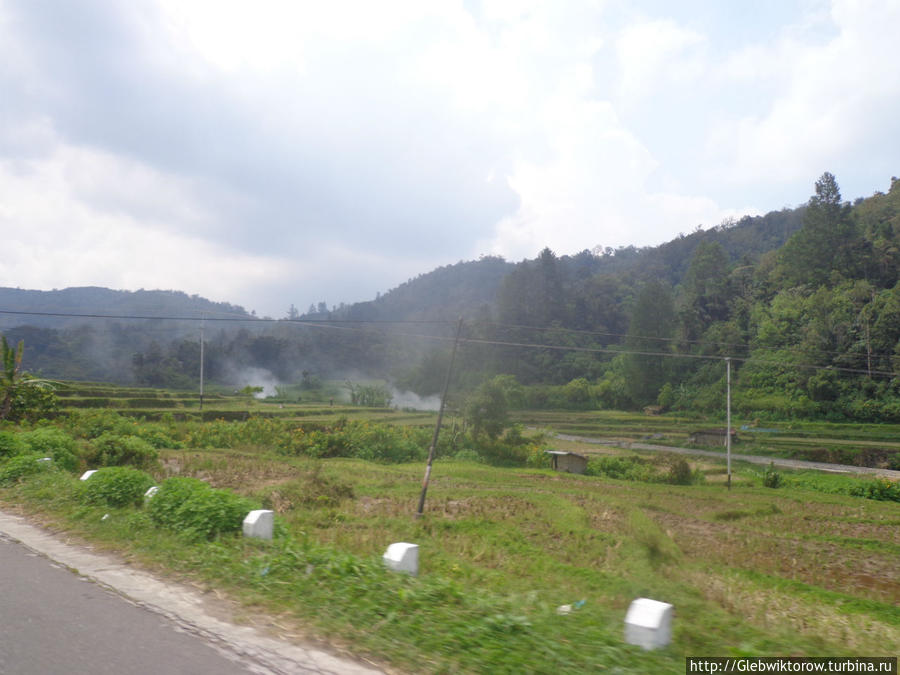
[242,510,274,540]
[383,542,418,576]
[624,597,673,650]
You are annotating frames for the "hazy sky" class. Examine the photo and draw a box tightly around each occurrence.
[2,0,898,317]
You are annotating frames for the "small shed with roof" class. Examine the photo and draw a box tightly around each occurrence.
[545,450,588,475]
[688,428,738,447]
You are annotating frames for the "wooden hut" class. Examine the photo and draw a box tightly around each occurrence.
[687,428,738,447]
[545,450,588,474]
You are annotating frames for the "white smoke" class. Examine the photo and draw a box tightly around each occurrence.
[390,387,441,411]
[237,367,280,398]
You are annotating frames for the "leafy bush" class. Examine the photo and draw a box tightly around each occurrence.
[464,378,509,440]
[586,455,657,482]
[848,478,900,502]
[0,431,26,458]
[67,411,183,449]
[86,433,158,469]
[763,462,783,488]
[19,428,79,472]
[133,423,183,449]
[665,456,694,485]
[0,453,52,485]
[147,476,257,539]
[524,443,551,468]
[81,467,156,507]
[2,375,59,423]
[146,477,205,528]
[65,410,133,439]
[283,420,429,462]
[452,449,484,463]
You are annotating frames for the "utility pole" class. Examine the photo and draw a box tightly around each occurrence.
[416,318,463,518]
[199,318,205,412]
[725,357,731,490]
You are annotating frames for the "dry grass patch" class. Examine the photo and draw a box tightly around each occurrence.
[161,450,301,490]
[686,568,899,654]
[654,509,900,604]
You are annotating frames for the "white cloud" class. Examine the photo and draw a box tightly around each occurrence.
[2,0,899,317]
[615,18,706,102]
[704,0,900,193]
[0,146,290,309]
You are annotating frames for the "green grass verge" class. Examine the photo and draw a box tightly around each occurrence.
[2,445,897,673]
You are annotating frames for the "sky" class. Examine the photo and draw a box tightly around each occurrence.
[1,0,899,318]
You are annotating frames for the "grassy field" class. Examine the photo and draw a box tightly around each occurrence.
[2,385,898,672]
[2,448,898,671]
[52,382,900,467]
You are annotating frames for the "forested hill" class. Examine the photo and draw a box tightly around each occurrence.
[0,287,251,330]
[320,204,806,325]
[0,288,252,384]
[316,256,514,322]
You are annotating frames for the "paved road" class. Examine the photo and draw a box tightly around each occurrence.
[554,433,900,480]
[0,532,257,675]
[0,512,383,675]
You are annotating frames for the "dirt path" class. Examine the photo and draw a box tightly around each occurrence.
[553,433,900,480]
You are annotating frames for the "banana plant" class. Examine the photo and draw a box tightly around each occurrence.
[0,336,56,422]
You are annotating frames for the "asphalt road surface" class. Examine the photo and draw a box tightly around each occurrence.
[0,532,260,674]
[0,512,382,675]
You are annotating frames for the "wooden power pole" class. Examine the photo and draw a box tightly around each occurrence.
[416,318,463,517]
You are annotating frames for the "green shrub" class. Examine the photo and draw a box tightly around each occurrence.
[86,433,158,469]
[67,412,182,449]
[763,462,783,488]
[19,428,79,472]
[146,477,206,528]
[0,431,26,458]
[65,410,133,439]
[134,423,183,450]
[3,377,59,423]
[147,476,257,539]
[19,427,76,454]
[665,456,693,485]
[81,467,155,507]
[452,449,484,463]
[848,478,900,502]
[586,455,658,482]
[0,453,52,485]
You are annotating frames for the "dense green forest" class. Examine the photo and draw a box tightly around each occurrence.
[3,173,900,420]
[412,172,900,421]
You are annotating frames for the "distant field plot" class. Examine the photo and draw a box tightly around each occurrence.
[517,410,900,469]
